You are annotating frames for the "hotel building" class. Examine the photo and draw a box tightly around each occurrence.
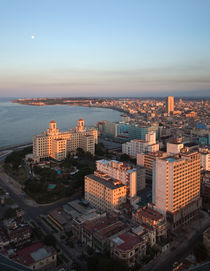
[33,119,98,161]
[152,149,202,229]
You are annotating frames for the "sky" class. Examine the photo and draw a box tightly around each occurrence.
[0,0,210,97]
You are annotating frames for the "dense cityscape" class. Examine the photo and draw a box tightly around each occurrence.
[1,0,210,270]
[0,96,209,271]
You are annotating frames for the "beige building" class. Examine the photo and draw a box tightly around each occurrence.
[33,119,98,161]
[153,149,202,229]
[166,96,174,114]
[85,172,127,212]
[96,159,137,198]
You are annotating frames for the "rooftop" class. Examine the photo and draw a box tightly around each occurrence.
[136,207,163,221]
[86,174,125,190]
[112,232,143,251]
[14,242,55,266]
[84,216,118,233]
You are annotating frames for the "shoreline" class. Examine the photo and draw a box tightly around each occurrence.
[12,100,131,116]
[0,142,32,152]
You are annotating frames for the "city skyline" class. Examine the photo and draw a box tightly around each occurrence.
[1,0,210,98]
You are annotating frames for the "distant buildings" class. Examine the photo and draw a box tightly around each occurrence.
[122,131,159,157]
[152,149,202,229]
[166,96,174,114]
[33,119,98,161]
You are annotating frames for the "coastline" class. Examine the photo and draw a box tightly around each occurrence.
[12,100,132,117]
[0,142,32,152]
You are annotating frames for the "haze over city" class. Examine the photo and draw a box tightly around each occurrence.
[1,0,210,97]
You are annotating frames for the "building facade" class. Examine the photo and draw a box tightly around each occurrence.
[166,96,174,114]
[153,149,202,229]
[33,119,98,161]
[96,159,137,198]
[122,131,159,158]
[85,173,127,212]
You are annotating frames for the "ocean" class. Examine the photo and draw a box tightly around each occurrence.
[0,98,121,147]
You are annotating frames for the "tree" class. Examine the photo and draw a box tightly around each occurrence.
[44,234,56,247]
[4,208,17,219]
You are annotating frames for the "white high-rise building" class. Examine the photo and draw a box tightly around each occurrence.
[122,131,159,158]
[199,148,210,171]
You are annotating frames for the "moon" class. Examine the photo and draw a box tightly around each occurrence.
[31,35,35,39]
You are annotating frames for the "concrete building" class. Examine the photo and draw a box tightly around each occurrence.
[132,206,167,240]
[122,131,159,157]
[96,159,137,198]
[110,232,146,267]
[33,119,98,161]
[167,138,184,155]
[127,124,158,141]
[153,149,202,229]
[166,96,174,114]
[85,172,127,212]
[137,151,167,180]
[13,242,57,270]
[136,166,146,192]
[81,216,127,253]
[199,147,210,171]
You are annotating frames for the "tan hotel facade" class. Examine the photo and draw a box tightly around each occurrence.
[33,119,98,161]
[153,149,201,229]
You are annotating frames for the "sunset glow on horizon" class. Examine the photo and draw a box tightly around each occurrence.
[0,0,210,97]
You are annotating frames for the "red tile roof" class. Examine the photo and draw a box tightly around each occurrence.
[137,207,163,221]
[84,216,118,233]
[14,242,44,266]
[115,233,143,251]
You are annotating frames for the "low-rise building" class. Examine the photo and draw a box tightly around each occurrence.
[132,207,167,240]
[13,242,57,270]
[110,232,146,267]
[81,216,126,252]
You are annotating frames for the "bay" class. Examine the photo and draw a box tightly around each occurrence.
[0,98,121,147]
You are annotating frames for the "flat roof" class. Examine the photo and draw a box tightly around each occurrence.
[86,174,125,190]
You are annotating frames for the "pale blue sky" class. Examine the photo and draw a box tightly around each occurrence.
[0,0,210,97]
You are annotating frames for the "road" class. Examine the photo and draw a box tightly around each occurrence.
[145,217,210,271]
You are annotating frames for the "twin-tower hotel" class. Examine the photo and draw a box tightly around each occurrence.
[33,119,98,162]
